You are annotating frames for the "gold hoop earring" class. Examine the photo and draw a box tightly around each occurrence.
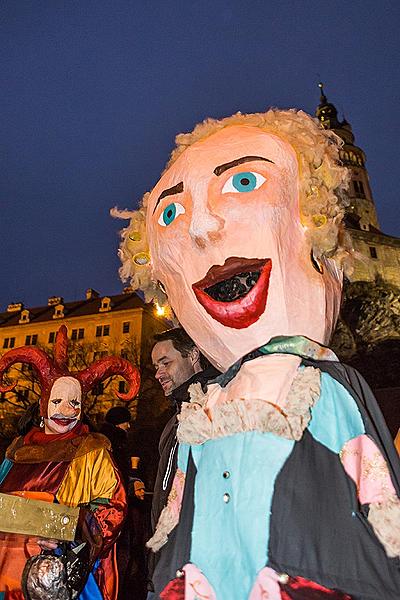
[157,280,167,295]
[310,250,324,274]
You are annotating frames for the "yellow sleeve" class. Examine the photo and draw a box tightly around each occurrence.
[56,447,118,507]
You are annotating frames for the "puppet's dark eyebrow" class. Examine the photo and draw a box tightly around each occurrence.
[213,155,274,177]
[153,182,184,214]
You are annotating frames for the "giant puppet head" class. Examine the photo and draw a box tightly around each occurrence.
[0,325,140,434]
[115,110,351,370]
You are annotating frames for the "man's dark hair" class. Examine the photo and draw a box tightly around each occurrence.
[152,328,210,370]
[153,328,196,358]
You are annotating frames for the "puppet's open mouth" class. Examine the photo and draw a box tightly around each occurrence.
[192,257,271,329]
[204,270,261,302]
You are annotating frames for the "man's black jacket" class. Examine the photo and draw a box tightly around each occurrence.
[147,366,219,587]
[150,366,220,532]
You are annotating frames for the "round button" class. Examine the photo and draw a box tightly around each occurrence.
[223,471,230,479]
[278,573,289,584]
[61,515,70,525]
[223,493,230,503]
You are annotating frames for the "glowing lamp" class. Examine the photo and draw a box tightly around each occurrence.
[155,303,166,317]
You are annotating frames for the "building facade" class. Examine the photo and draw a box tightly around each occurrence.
[0,287,168,431]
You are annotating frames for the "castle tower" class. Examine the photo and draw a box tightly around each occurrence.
[316,82,380,232]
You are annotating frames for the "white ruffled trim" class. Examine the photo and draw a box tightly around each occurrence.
[177,366,320,444]
[146,506,170,552]
[146,469,185,552]
[368,494,400,558]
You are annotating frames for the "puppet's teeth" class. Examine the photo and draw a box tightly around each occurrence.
[204,270,261,302]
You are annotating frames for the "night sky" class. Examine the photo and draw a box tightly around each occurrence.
[1,0,399,311]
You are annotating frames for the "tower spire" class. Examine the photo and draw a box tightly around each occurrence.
[314,83,379,232]
[315,80,340,129]
[318,81,327,104]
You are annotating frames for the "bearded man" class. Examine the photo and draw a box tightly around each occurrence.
[150,328,220,522]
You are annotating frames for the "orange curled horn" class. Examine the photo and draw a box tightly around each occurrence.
[77,356,140,401]
[0,346,56,397]
[54,325,69,371]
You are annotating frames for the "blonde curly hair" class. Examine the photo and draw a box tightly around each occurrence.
[112,108,352,304]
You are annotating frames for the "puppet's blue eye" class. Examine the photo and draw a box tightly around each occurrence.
[222,171,266,194]
[158,202,185,226]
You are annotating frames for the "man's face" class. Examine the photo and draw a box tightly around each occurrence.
[44,376,82,435]
[152,340,198,396]
[134,482,145,501]
[147,126,342,370]
[117,421,131,431]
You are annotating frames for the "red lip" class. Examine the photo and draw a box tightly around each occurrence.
[192,257,272,329]
[51,417,76,426]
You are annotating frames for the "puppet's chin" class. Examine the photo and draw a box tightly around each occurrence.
[192,257,271,329]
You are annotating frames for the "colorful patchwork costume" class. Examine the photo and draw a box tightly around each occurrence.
[0,326,140,599]
[149,341,400,599]
[115,108,400,599]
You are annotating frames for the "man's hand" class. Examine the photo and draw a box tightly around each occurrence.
[37,538,59,550]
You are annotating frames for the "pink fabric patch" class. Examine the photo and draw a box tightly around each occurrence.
[249,566,282,599]
[169,468,185,521]
[340,435,396,504]
[183,563,217,600]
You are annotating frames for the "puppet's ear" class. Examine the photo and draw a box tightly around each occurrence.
[111,203,156,295]
[111,203,174,318]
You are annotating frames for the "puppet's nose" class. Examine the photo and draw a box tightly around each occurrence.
[189,208,224,248]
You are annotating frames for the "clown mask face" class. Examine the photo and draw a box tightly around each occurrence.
[44,377,82,435]
[147,126,342,370]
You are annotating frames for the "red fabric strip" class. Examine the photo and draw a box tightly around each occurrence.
[160,573,185,600]
[24,422,88,444]
[280,575,352,599]
[0,459,70,495]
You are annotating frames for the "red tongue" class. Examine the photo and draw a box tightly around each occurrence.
[194,257,267,289]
